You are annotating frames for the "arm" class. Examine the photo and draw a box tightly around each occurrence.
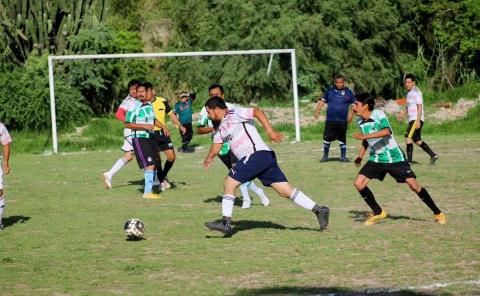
[352,127,391,140]
[252,108,283,143]
[115,107,127,122]
[347,105,354,123]
[2,142,10,174]
[314,100,326,119]
[415,104,422,129]
[354,140,368,167]
[124,122,155,131]
[154,119,170,137]
[197,126,214,135]
[168,112,187,135]
[203,143,223,171]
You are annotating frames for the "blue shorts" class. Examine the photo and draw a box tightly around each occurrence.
[228,150,288,186]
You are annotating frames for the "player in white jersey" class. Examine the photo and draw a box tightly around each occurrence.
[0,122,12,230]
[203,96,330,234]
[398,74,439,165]
[103,79,140,189]
[197,84,270,208]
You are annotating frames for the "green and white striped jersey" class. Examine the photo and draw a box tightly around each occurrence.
[356,110,405,163]
[125,102,156,138]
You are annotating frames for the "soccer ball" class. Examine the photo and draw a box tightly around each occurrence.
[124,218,145,240]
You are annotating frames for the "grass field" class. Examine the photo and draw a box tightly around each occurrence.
[0,134,479,295]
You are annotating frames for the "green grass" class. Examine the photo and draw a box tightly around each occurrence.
[1,135,479,295]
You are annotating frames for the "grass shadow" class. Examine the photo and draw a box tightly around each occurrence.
[203,195,247,207]
[206,219,319,238]
[2,215,31,228]
[349,210,428,223]
[235,285,442,296]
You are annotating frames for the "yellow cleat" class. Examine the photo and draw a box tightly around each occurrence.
[143,193,161,199]
[364,210,387,226]
[434,212,446,224]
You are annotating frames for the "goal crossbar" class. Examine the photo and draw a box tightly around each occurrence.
[48,49,300,153]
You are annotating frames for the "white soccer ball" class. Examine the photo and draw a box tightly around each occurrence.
[124,218,145,239]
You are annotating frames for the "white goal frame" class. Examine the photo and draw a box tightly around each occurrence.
[48,49,300,154]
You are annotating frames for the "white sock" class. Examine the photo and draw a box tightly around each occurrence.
[222,195,235,218]
[106,158,127,179]
[239,183,251,202]
[290,188,315,211]
[0,196,4,223]
[249,181,267,199]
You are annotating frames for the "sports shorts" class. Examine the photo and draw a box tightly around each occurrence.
[218,150,238,170]
[152,130,174,151]
[132,137,158,169]
[323,121,348,143]
[404,120,424,142]
[228,150,288,186]
[121,128,134,152]
[359,160,416,183]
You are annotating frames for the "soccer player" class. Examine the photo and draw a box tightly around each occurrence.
[174,92,195,153]
[203,96,330,234]
[398,74,439,164]
[351,93,446,225]
[314,75,355,162]
[125,83,170,199]
[147,83,186,190]
[197,84,270,208]
[103,79,140,189]
[0,122,12,230]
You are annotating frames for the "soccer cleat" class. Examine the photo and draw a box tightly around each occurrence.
[430,154,440,165]
[103,173,112,189]
[259,195,270,207]
[434,212,446,224]
[161,180,171,190]
[319,156,329,163]
[153,178,161,186]
[315,206,330,231]
[142,192,161,199]
[241,200,251,209]
[205,220,232,234]
[364,210,387,226]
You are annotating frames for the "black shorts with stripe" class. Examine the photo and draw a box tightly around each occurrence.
[359,160,416,183]
[132,137,158,169]
[152,130,174,151]
[404,120,424,142]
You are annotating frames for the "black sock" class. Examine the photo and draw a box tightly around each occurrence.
[419,142,436,158]
[417,188,441,215]
[359,187,382,215]
[407,143,413,162]
[158,160,174,182]
[156,160,163,182]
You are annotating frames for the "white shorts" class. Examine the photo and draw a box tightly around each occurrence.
[0,167,3,190]
[122,128,134,152]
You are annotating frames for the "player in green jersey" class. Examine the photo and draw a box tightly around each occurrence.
[351,93,446,226]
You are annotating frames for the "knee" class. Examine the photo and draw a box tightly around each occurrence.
[353,179,365,191]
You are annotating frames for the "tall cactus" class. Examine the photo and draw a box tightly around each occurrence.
[0,0,106,65]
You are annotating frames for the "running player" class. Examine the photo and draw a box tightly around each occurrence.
[146,83,185,190]
[125,83,170,199]
[398,74,439,164]
[197,84,270,208]
[103,79,140,189]
[203,96,330,234]
[0,122,12,230]
[352,93,446,225]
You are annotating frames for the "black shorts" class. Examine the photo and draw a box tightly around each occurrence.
[324,121,348,143]
[404,120,424,142]
[218,150,238,170]
[152,130,174,151]
[359,160,416,183]
[132,137,158,169]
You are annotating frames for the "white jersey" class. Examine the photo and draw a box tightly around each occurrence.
[118,95,138,114]
[198,101,236,128]
[0,122,12,146]
[213,107,271,160]
[406,86,424,121]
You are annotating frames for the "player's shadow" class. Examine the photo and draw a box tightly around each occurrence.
[206,219,318,238]
[235,285,441,296]
[1,215,30,229]
[349,210,427,223]
[321,157,351,162]
[203,195,245,207]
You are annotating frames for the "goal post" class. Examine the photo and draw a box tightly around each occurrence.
[48,49,300,154]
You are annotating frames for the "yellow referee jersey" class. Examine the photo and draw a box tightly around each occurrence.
[151,96,173,130]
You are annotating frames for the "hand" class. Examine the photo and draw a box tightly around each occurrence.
[354,157,362,167]
[313,111,319,120]
[2,161,9,174]
[415,121,421,129]
[203,156,214,171]
[162,126,170,137]
[352,133,366,140]
[145,124,155,131]
[267,130,284,143]
[396,114,403,121]
[179,126,187,135]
